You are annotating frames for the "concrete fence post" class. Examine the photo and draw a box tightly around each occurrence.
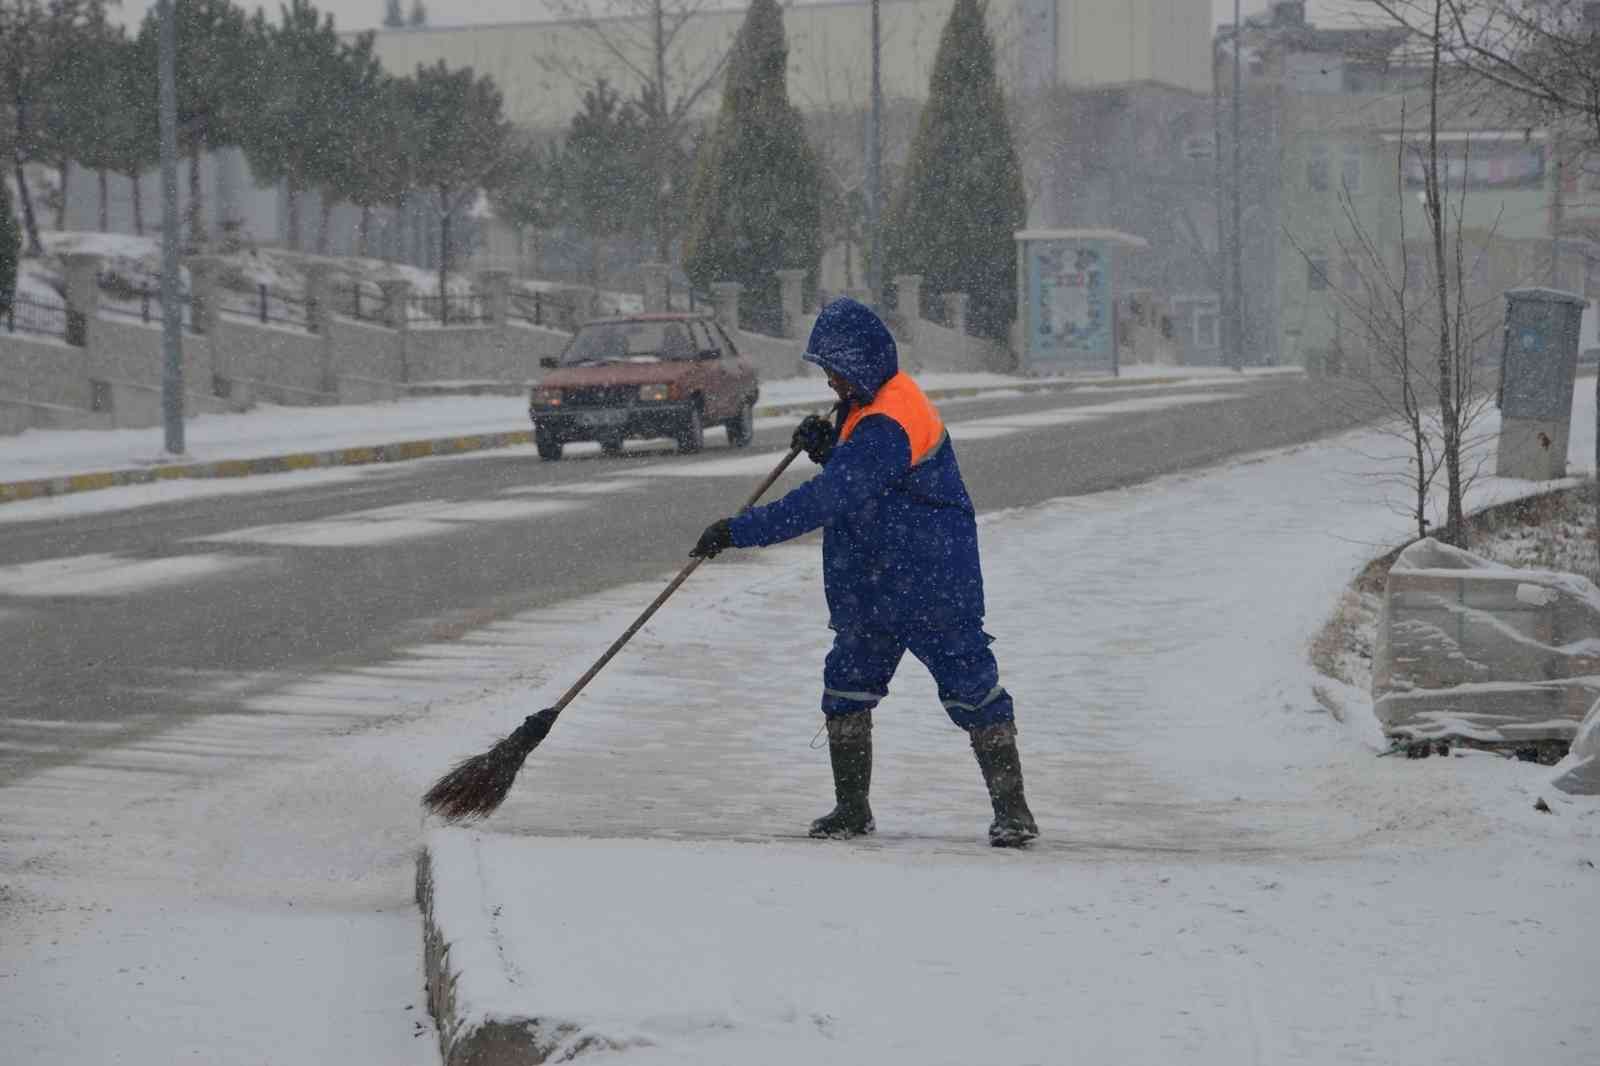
[711,281,743,331]
[642,262,671,313]
[379,279,413,383]
[301,262,337,394]
[944,292,970,336]
[475,269,512,326]
[60,253,101,349]
[303,262,334,336]
[776,268,806,339]
[185,255,223,336]
[379,279,412,331]
[894,274,922,344]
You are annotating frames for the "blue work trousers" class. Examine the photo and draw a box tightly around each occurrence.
[822,625,1014,731]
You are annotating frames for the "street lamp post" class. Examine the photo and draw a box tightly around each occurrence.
[866,0,883,307]
[158,0,184,453]
[1230,0,1245,370]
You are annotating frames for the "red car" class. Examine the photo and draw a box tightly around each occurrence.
[529,313,760,461]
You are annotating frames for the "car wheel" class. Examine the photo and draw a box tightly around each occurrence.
[677,403,704,454]
[725,399,754,448]
[535,427,563,461]
[600,434,626,456]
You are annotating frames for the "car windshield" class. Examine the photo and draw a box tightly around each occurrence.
[560,321,700,365]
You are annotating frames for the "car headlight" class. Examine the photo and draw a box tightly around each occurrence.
[533,387,562,406]
[639,383,672,402]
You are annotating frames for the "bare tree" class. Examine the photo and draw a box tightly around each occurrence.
[1362,0,1600,559]
[536,0,737,263]
[1288,68,1500,544]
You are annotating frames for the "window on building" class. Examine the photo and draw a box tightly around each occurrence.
[1340,259,1362,292]
[1307,143,1330,191]
[1341,143,1362,192]
[1194,302,1220,349]
[1308,256,1330,291]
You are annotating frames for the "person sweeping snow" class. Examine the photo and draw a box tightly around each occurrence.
[691,297,1038,847]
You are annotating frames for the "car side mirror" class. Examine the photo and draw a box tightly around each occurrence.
[540,356,558,369]
[696,348,720,361]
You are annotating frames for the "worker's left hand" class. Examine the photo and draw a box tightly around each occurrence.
[690,518,734,559]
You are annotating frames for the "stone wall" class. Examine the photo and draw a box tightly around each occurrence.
[0,332,91,408]
[94,316,213,393]
[327,318,403,385]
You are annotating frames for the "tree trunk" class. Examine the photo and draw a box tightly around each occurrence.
[316,194,335,255]
[1425,3,1465,546]
[129,172,145,236]
[286,176,302,252]
[97,170,109,232]
[358,205,372,259]
[13,161,43,256]
[187,137,208,251]
[438,188,451,323]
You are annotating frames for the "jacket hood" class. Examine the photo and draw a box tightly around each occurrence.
[802,297,899,400]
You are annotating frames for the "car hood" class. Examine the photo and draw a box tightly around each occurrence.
[538,360,700,388]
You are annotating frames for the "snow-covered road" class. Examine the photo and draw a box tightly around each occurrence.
[2,388,1597,1064]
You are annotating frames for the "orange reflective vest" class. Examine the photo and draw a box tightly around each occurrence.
[837,372,946,465]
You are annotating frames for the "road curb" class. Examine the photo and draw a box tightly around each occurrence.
[417,846,549,1066]
[0,372,1262,505]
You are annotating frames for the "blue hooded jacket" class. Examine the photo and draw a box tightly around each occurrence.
[728,298,986,629]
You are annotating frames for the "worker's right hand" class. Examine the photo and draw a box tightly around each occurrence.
[792,414,836,464]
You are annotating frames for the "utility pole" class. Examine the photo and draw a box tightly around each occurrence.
[866,0,883,307]
[1230,0,1245,370]
[158,0,184,454]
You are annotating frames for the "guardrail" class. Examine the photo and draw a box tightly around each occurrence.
[4,293,73,342]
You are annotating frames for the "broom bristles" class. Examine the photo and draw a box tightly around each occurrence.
[422,709,556,822]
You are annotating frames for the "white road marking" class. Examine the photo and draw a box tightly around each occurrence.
[0,552,268,597]
[501,479,649,497]
[192,498,580,548]
[197,518,458,548]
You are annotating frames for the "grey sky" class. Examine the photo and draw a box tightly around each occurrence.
[114,1,1301,35]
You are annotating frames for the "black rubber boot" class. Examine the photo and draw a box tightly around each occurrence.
[971,721,1038,847]
[809,711,875,839]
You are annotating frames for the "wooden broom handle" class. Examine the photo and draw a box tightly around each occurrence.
[547,447,802,715]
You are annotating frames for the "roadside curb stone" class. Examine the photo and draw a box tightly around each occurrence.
[0,372,1246,505]
[416,846,551,1066]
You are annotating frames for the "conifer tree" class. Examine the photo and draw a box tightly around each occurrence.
[886,0,1025,339]
[683,0,819,334]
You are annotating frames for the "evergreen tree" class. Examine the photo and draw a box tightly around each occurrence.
[401,60,513,306]
[885,0,1024,339]
[334,70,409,258]
[0,175,19,315]
[383,0,403,28]
[683,0,819,334]
[557,80,652,285]
[0,0,111,254]
[241,1,354,251]
[408,0,426,27]
[105,30,160,235]
[134,0,259,249]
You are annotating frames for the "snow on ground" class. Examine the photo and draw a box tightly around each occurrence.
[2,381,1596,1064]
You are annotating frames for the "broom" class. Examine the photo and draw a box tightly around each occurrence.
[422,445,802,822]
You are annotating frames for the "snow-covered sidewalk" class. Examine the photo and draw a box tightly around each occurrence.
[0,365,1278,485]
[3,378,1593,1065]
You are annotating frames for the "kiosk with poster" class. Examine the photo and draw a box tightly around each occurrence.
[1015,228,1148,376]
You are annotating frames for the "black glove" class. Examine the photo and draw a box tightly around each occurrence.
[690,518,734,559]
[792,414,836,464]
